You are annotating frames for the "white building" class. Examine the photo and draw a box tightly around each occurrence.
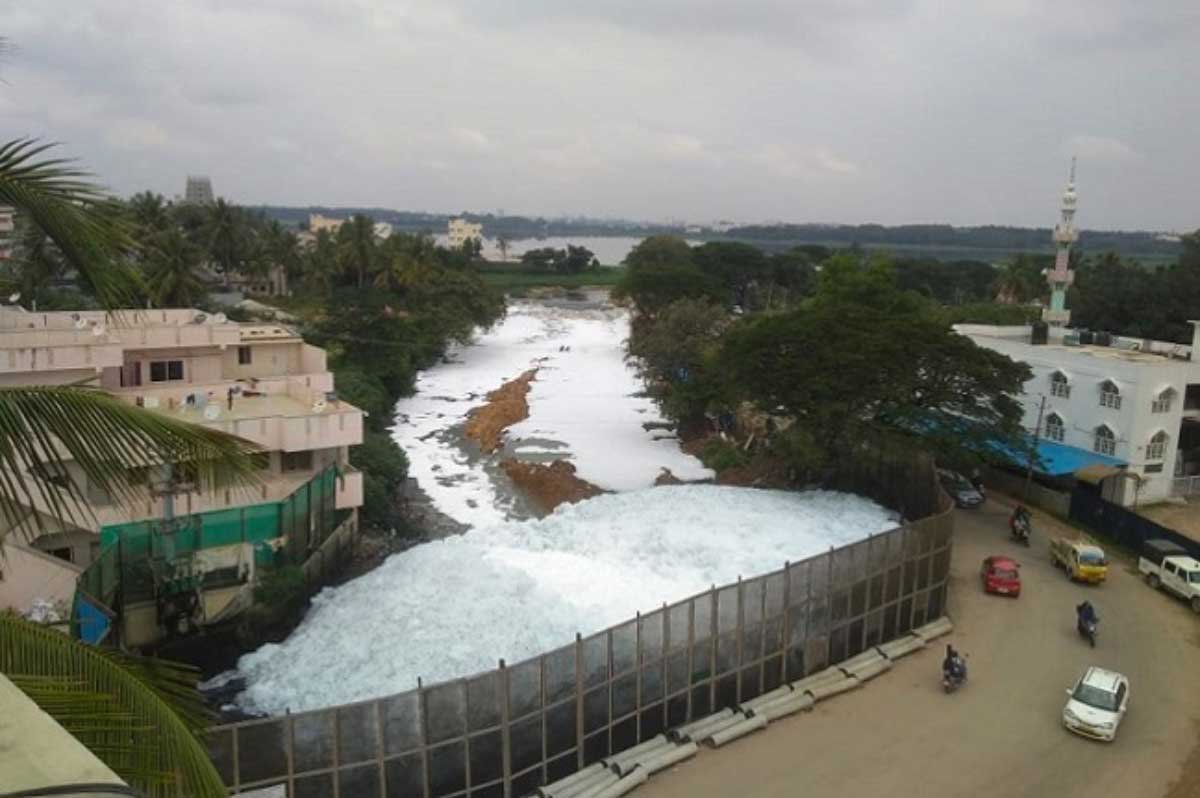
[958,161,1200,506]
[958,323,1200,505]
[448,217,483,249]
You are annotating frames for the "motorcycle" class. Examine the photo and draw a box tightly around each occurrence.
[1077,613,1098,648]
[1010,513,1031,546]
[942,656,968,693]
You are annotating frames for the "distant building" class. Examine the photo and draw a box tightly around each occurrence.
[183,176,214,205]
[448,217,483,249]
[957,161,1200,507]
[373,221,394,240]
[308,213,345,235]
[0,206,14,261]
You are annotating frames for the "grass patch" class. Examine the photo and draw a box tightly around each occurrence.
[700,438,750,472]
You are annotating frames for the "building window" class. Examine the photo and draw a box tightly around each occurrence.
[282,450,314,473]
[1147,431,1168,461]
[1152,388,1174,414]
[1093,426,1116,456]
[149,359,184,382]
[238,346,252,365]
[1099,380,1121,410]
[1045,413,1065,443]
[1050,371,1071,398]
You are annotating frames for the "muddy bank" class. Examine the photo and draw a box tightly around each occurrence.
[464,369,538,453]
[501,459,605,513]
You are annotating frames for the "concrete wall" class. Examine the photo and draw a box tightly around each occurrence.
[221,341,304,380]
[0,540,82,616]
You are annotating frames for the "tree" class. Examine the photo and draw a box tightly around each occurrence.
[203,198,249,285]
[719,254,1030,474]
[993,253,1050,304]
[336,214,377,289]
[7,216,66,308]
[144,227,208,307]
[127,191,172,235]
[692,241,768,308]
[496,234,511,262]
[626,298,731,427]
[614,235,719,316]
[0,137,258,797]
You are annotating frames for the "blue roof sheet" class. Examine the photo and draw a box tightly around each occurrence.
[1004,439,1126,477]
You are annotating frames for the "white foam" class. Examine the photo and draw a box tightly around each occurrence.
[391,302,712,527]
[233,486,897,715]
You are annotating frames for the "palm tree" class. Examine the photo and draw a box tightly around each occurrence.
[144,227,208,307]
[336,213,377,289]
[1,137,257,797]
[127,190,172,235]
[203,198,246,286]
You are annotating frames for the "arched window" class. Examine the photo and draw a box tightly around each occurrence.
[1147,431,1168,461]
[1094,425,1116,456]
[1099,380,1121,410]
[1045,413,1065,443]
[1152,387,1175,414]
[1050,371,1071,398]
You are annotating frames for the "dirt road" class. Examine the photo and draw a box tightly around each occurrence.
[638,500,1200,798]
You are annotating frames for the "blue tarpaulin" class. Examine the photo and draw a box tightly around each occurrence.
[999,439,1126,477]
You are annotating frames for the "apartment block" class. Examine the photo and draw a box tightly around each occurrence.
[0,306,364,646]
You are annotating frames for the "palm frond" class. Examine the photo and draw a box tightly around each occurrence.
[1,612,226,798]
[0,385,260,539]
[0,138,139,308]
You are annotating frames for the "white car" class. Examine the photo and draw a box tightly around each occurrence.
[1062,667,1130,741]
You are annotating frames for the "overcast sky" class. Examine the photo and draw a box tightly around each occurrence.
[3,1,1198,230]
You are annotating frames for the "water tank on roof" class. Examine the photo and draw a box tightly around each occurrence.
[1078,330,1095,345]
[1094,331,1112,347]
[1030,321,1049,345]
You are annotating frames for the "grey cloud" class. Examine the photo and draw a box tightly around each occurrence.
[2,0,1199,229]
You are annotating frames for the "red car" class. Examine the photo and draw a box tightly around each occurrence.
[981,555,1021,597]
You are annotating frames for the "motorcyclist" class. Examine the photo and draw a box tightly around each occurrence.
[1010,505,1030,536]
[1076,600,1098,628]
[942,644,964,680]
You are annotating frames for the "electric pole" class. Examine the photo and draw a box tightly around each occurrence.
[1024,395,1047,500]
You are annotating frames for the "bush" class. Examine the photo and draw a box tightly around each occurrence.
[253,565,307,608]
[700,439,749,472]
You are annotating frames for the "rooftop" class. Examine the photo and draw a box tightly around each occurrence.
[956,324,1195,367]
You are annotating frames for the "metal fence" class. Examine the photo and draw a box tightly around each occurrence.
[208,455,953,798]
[1070,484,1200,560]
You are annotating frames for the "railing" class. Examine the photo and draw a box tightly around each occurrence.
[1171,476,1200,498]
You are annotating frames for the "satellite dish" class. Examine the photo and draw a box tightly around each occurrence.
[212,313,227,324]
[8,292,19,303]
[74,317,88,330]
[91,324,106,337]
[312,399,328,414]
[192,313,208,324]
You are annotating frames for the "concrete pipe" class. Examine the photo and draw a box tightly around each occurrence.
[685,712,749,743]
[878,634,926,661]
[547,767,620,798]
[556,770,620,798]
[539,763,608,798]
[707,714,768,747]
[584,767,649,798]
[669,708,734,742]
[913,616,954,643]
[640,741,699,775]
[604,734,672,774]
[838,650,892,682]
[790,666,849,694]
[738,685,794,714]
[805,675,861,701]
[756,691,815,722]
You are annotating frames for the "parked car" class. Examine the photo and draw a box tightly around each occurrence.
[980,555,1021,597]
[937,469,984,509]
[1062,666,1130,741]
[1050,538,1108,584]
[1137,539,1200,613]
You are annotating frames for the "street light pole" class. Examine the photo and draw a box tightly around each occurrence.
[1024,395,1047,501]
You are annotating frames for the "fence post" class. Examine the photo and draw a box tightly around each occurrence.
[758,579,767,693]
[781,561,791,683]
[540,653,548,785]
[660,602,669,731]
[708,585,717,712]
[735,576,744,704]
[500,660,511,798]
[374,698,386,798]
[685,597,695,723]
[418,677,431,798]
[634,611,643,742]
[574,633,584,770]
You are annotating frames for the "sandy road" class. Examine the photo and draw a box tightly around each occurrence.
[638,499,1200,798]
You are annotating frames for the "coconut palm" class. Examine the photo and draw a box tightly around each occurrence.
[336,213,377,289]
[144,227,209,307]
[1,137,257,797]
